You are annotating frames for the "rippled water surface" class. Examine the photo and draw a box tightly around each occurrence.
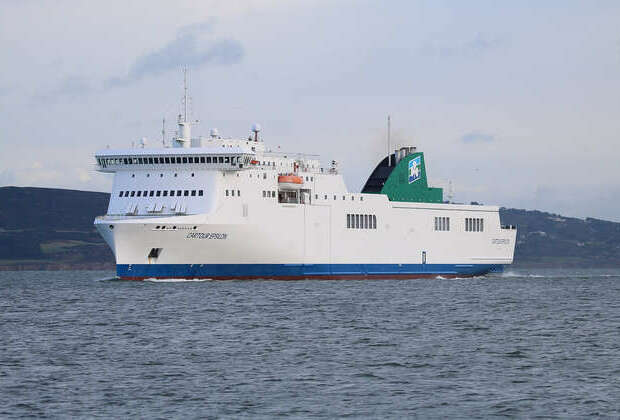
[2,269,620,418]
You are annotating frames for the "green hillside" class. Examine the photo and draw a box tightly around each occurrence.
[0,187,619,269]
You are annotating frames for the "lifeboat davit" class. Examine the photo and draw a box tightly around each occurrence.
[278,174,304,190]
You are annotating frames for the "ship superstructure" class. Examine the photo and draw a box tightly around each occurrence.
[94,77,516,280]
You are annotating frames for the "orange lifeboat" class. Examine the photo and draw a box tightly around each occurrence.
[278,174,304,189]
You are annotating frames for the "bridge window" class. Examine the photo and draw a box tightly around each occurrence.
[163,191,168,197]
[137,191,142,197]
[149,191,154,197]
[206,156,212,163]
[199,190,204,196]
[182,157,187,164]
[156,191,161,197]
[218,157,224,163]
[189,157,194,163]
[238,190,241,197]
[130,191,135,197]
[200,157,205,163]
[184,190,189,197]
[170,190,175,197]
[226,190,229,197]
[118,191,123,197]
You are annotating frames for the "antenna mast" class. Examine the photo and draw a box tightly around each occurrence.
[387,115,391,167]
[183,66,189,123]
[174,67,193,148]
[162,117,166,146]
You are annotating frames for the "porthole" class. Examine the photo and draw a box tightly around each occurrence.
[160,174,163,177]
[191,173,195,177]
[174,173,178,177]
[109,225,114,229]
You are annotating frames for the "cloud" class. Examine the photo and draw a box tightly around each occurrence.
[106,22,244,88]
[33,76,93,103]
[461,131,495,143]
[420,33,505,58]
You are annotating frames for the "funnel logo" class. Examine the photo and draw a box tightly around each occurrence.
[408,156,421,184]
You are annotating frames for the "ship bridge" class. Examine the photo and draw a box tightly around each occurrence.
[95,146,256,173]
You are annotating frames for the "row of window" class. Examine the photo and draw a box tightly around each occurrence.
[347,214,377,229]
[99,155,244,167]
[262,190,276,198]
[225,190,242,197]
[315,194,364,202]
[154,226,198,230]
[435,217,450,231]
[118,189,204,198]
[465,218,484,232]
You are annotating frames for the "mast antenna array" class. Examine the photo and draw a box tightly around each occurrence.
[173,67,198,148]
[183,67,189,123]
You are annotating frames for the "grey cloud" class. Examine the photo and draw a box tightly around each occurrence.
[461,131,495,143]
[420,33,505,58]
[33,76,93,104]
[106,22,244,88]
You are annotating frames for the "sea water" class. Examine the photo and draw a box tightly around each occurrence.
[1,269,620,418]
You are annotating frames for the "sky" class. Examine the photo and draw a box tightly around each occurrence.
[1,0,619,221]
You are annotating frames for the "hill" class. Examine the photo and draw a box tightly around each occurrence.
[499,208,620,267]
[0,187,113,270]
[0,186,619,269]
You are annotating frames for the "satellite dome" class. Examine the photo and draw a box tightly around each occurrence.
[251,123,262,133]
[139,137,148,148]
[210,128,219,138]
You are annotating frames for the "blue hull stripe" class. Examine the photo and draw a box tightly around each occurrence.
[117,263,504,279]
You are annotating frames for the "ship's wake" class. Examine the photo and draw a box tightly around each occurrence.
[144,278,211,283]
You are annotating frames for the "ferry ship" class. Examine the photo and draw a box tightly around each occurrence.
[94,78,516,280]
